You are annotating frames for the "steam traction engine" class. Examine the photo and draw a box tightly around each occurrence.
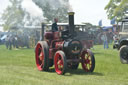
[35,12,95,75]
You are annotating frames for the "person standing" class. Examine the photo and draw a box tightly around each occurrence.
[5,35,9,49]
[52,18,58,32]
[101,32,109,49]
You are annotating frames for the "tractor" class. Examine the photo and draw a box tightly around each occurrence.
[35,12,95,75]
[114,17,128,64]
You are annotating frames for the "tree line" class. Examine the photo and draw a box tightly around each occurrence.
[1,0,70,31]
[1,0,127,31]
[105,0,128,21]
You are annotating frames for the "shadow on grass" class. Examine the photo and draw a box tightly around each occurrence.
[19,48,34,50]
[48,68,55,72]
[47,68,103,76]
[93,52,108,55]
[94,52,112,56]
[94,52,102,54]
[67,69,103,76]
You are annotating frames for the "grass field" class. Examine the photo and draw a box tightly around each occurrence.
[0,44,128,85]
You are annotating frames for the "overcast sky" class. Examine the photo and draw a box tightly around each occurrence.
[69,0,110,26]
[0,0,110,31]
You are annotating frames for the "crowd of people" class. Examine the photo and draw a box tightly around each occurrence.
[101,30,119,49]
[0,18,119,50]
[0,30,40,50]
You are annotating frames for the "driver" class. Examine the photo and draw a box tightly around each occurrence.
[52,18,61,39]
[52,18,58,32]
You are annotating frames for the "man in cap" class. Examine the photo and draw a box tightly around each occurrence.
[52,18,58,32]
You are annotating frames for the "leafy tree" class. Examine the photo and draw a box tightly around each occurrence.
[1,0,25,31]
[105,0,128,21]
[32,0,70,23]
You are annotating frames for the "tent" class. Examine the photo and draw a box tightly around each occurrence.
[102,26,113,30]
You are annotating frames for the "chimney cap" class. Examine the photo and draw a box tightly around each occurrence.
[68,12,75,15]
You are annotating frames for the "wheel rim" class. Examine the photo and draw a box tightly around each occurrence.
[54,53,64,75]
[81,51,92,72]
[35,43,44,71]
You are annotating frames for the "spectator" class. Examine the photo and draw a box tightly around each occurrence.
[101,32,109,49]
[113,32,119,43]
[5,35,9,49]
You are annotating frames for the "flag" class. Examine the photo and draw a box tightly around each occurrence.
[111,18,116,25]
[98,20,102,27]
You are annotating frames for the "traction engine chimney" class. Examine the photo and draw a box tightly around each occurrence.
[68,12,75,36]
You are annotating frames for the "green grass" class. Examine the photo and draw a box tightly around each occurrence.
[0,44,128,85]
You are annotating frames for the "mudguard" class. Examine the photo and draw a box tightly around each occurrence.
[119,38,128,49]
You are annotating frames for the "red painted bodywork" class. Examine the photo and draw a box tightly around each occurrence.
[44,31,64,59]
[55,42,64,50]
[81,40,93,49]
[44,32,53,40]
[44,32,60,40]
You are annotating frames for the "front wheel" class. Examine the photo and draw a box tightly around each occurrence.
[81,49,95,72]
[35,41,49,71]
[54,51,67,75]
[119,45,128,64]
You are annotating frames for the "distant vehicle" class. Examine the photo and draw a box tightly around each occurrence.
[1,34,7,40]
[15,34,30,48]
[114,17,128,64]
[0,34,7,44]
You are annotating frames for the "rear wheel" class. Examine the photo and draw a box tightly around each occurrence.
[81,49,95,72]
[119,45,128,64]
[54,51,67,75]
[35,41,49,71]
